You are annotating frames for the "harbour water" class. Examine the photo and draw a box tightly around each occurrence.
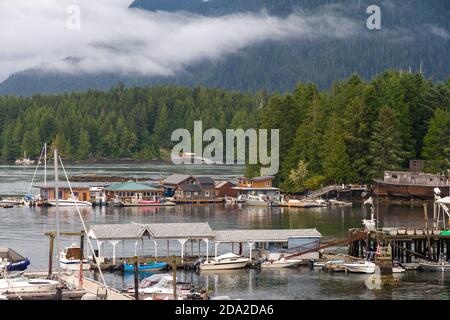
[1,164,449,300]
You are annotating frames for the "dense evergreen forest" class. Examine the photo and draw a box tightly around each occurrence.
[0,86,259,161]
[245,71,450,191]
[0,71,448,190]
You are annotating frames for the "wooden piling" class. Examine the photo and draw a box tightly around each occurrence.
[133,256,139,300]
[48,233,55,276]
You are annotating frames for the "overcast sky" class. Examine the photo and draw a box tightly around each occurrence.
[0,0,366,82]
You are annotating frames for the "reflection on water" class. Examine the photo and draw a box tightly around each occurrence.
[0,164,449,299]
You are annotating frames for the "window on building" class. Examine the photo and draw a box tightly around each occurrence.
[205,191,210,197]
[186,192,191,197]
[194,192,198,196]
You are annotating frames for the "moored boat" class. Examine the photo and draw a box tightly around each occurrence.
[244,194,278,207]
[260,257,302,269]
[419,260,450,272]
[60,244,91,271]
[199,253,250,271]
[0,276,58,294]
[123,261,168,272]
[0,247,31,272]
[344,261,376,274]
[46,198,92,207]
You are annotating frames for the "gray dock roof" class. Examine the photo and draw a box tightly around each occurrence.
[213,229,321,243]
[87,223,320,242]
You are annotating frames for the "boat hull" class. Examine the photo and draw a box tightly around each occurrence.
[46,200,92,207]
[60,261,91,271]
[373,180,450,199]
[344,263,376,274]
[419,262,450,272]
[123,262,168,272]
[261,260,301,269]
[119,201,176,207]
[199,260,249,271]
[0,279,58,294]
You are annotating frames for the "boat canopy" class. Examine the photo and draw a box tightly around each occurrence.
[436,197,450,204]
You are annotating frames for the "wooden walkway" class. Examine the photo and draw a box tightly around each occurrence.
[61,274,134,300]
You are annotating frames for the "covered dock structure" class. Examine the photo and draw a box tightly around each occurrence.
[86,222,322,265]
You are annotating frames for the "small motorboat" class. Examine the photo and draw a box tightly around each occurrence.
[0,276,58,294]
[199,253,250,271]
[344,260,376,274]
[123,261,168,272]
[140,275,194,300]
[125,274,171,293]
[15,152,35,166]
[260,257,302,269]
[0,258,31,272]
[60,244,91,271]
[0,198,20,206]
[419,260,450,272]
[0,247,31,272]
[46,198,92,207]
[244,195,278,207]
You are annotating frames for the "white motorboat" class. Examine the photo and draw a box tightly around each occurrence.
[140,275,193,300]
[199,253,250,271]
[0,198,20,206]
[419,260,450,272]
[15,152,35,166]
[0,276,58,294]
[47,198,92,207]
[244,195,278,207]
[60,244,91,271]
[344,261,376,274]
[261,257,302,269]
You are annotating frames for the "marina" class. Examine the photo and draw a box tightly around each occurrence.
[0,162,450,300]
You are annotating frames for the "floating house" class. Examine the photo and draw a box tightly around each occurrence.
[232,176,281,197]
[373,171,450,198]
[162,174,193,197]
[215,181,238,198]
[33,182,104,202]
[104,181,164,202]
[163,174,217,203]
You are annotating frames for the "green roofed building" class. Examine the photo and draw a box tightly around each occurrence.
[104,181,164,202]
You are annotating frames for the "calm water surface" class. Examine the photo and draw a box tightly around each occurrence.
[0,164,449,300]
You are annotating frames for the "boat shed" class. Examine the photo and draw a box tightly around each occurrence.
[87,222,322,263]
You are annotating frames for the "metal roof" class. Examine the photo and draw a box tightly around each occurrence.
[87,223,320,242]
[213,229,321,243]
[215,181,236,189]
[196,176,215,185]
[147,223,214,239]
[177,184,202,192]
[163,174,193,186]
[87,223,145,240]
[104,181,162,192]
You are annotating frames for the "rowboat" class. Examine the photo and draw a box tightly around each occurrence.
[123,261,168,272]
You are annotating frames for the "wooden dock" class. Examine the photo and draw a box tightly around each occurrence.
[61,274,134,300]
[348,228,450,263]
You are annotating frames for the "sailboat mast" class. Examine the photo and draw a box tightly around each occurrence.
[44,143,47,186]
[54,148,62,296]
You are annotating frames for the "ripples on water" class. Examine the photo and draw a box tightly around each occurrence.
[0,164,449,299]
